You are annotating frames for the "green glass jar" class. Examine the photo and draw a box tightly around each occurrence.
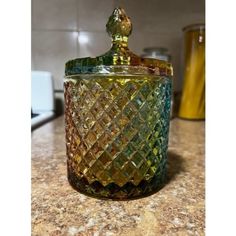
[64,7,173,200]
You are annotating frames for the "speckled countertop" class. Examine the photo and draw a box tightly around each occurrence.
[32,116,205,236]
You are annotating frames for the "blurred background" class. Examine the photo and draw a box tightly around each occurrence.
[31,0,205,128]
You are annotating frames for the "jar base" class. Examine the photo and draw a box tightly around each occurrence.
[67,167,166,200]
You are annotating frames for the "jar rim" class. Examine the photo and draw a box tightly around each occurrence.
[65,63,173,77]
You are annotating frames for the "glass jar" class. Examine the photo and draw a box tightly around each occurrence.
[141,47,173,119]
[64,7,173,200]
[178,24,205,119]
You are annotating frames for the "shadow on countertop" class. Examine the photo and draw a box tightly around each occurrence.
[166,151,185,184]
[128,150,185,200]
[121,151,185,200]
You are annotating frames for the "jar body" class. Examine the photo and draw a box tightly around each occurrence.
[64,74,172,199]
[179,25,205,119]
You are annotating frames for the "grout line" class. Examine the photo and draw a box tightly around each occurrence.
[31,28,107,34]
[31,28,183,36]
[31,28,78,32]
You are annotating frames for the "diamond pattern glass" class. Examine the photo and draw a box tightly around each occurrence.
[64,75,171,199]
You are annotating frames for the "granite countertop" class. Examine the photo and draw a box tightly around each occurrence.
[32,116,205,236]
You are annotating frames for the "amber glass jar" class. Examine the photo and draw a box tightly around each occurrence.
[179,24,205,119]
[64,8,173,200]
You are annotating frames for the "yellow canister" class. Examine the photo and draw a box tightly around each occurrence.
[178,24,205,119]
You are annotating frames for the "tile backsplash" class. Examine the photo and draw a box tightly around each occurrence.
[32,0,205,91]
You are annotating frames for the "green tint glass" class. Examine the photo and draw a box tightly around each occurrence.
[64,7,173,199]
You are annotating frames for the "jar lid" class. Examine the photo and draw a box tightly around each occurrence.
[141,47,171,62]
[183,23,205,32]
[65,7,173,77]
[143,47,169,54]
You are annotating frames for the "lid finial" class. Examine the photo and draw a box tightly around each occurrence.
[106,7,132,45]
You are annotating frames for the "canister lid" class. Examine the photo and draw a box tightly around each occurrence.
[183,23,205,32]
[65,7,173,77]
[141,47,171,62]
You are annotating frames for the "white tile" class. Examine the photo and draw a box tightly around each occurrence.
[114,0,204,34]
[77,30,183,91]
[31,0,204,92]
[32,31,77,90]
[128,31,182,91]
[32,0,77,30]
[112,0,204,91]
[129,32,176,55]
[77,31,111,58]
[77,0,115,31]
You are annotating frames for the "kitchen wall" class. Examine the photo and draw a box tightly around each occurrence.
[32,0,205,112]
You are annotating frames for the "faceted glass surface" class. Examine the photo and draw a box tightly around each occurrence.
[64,75,172,199]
